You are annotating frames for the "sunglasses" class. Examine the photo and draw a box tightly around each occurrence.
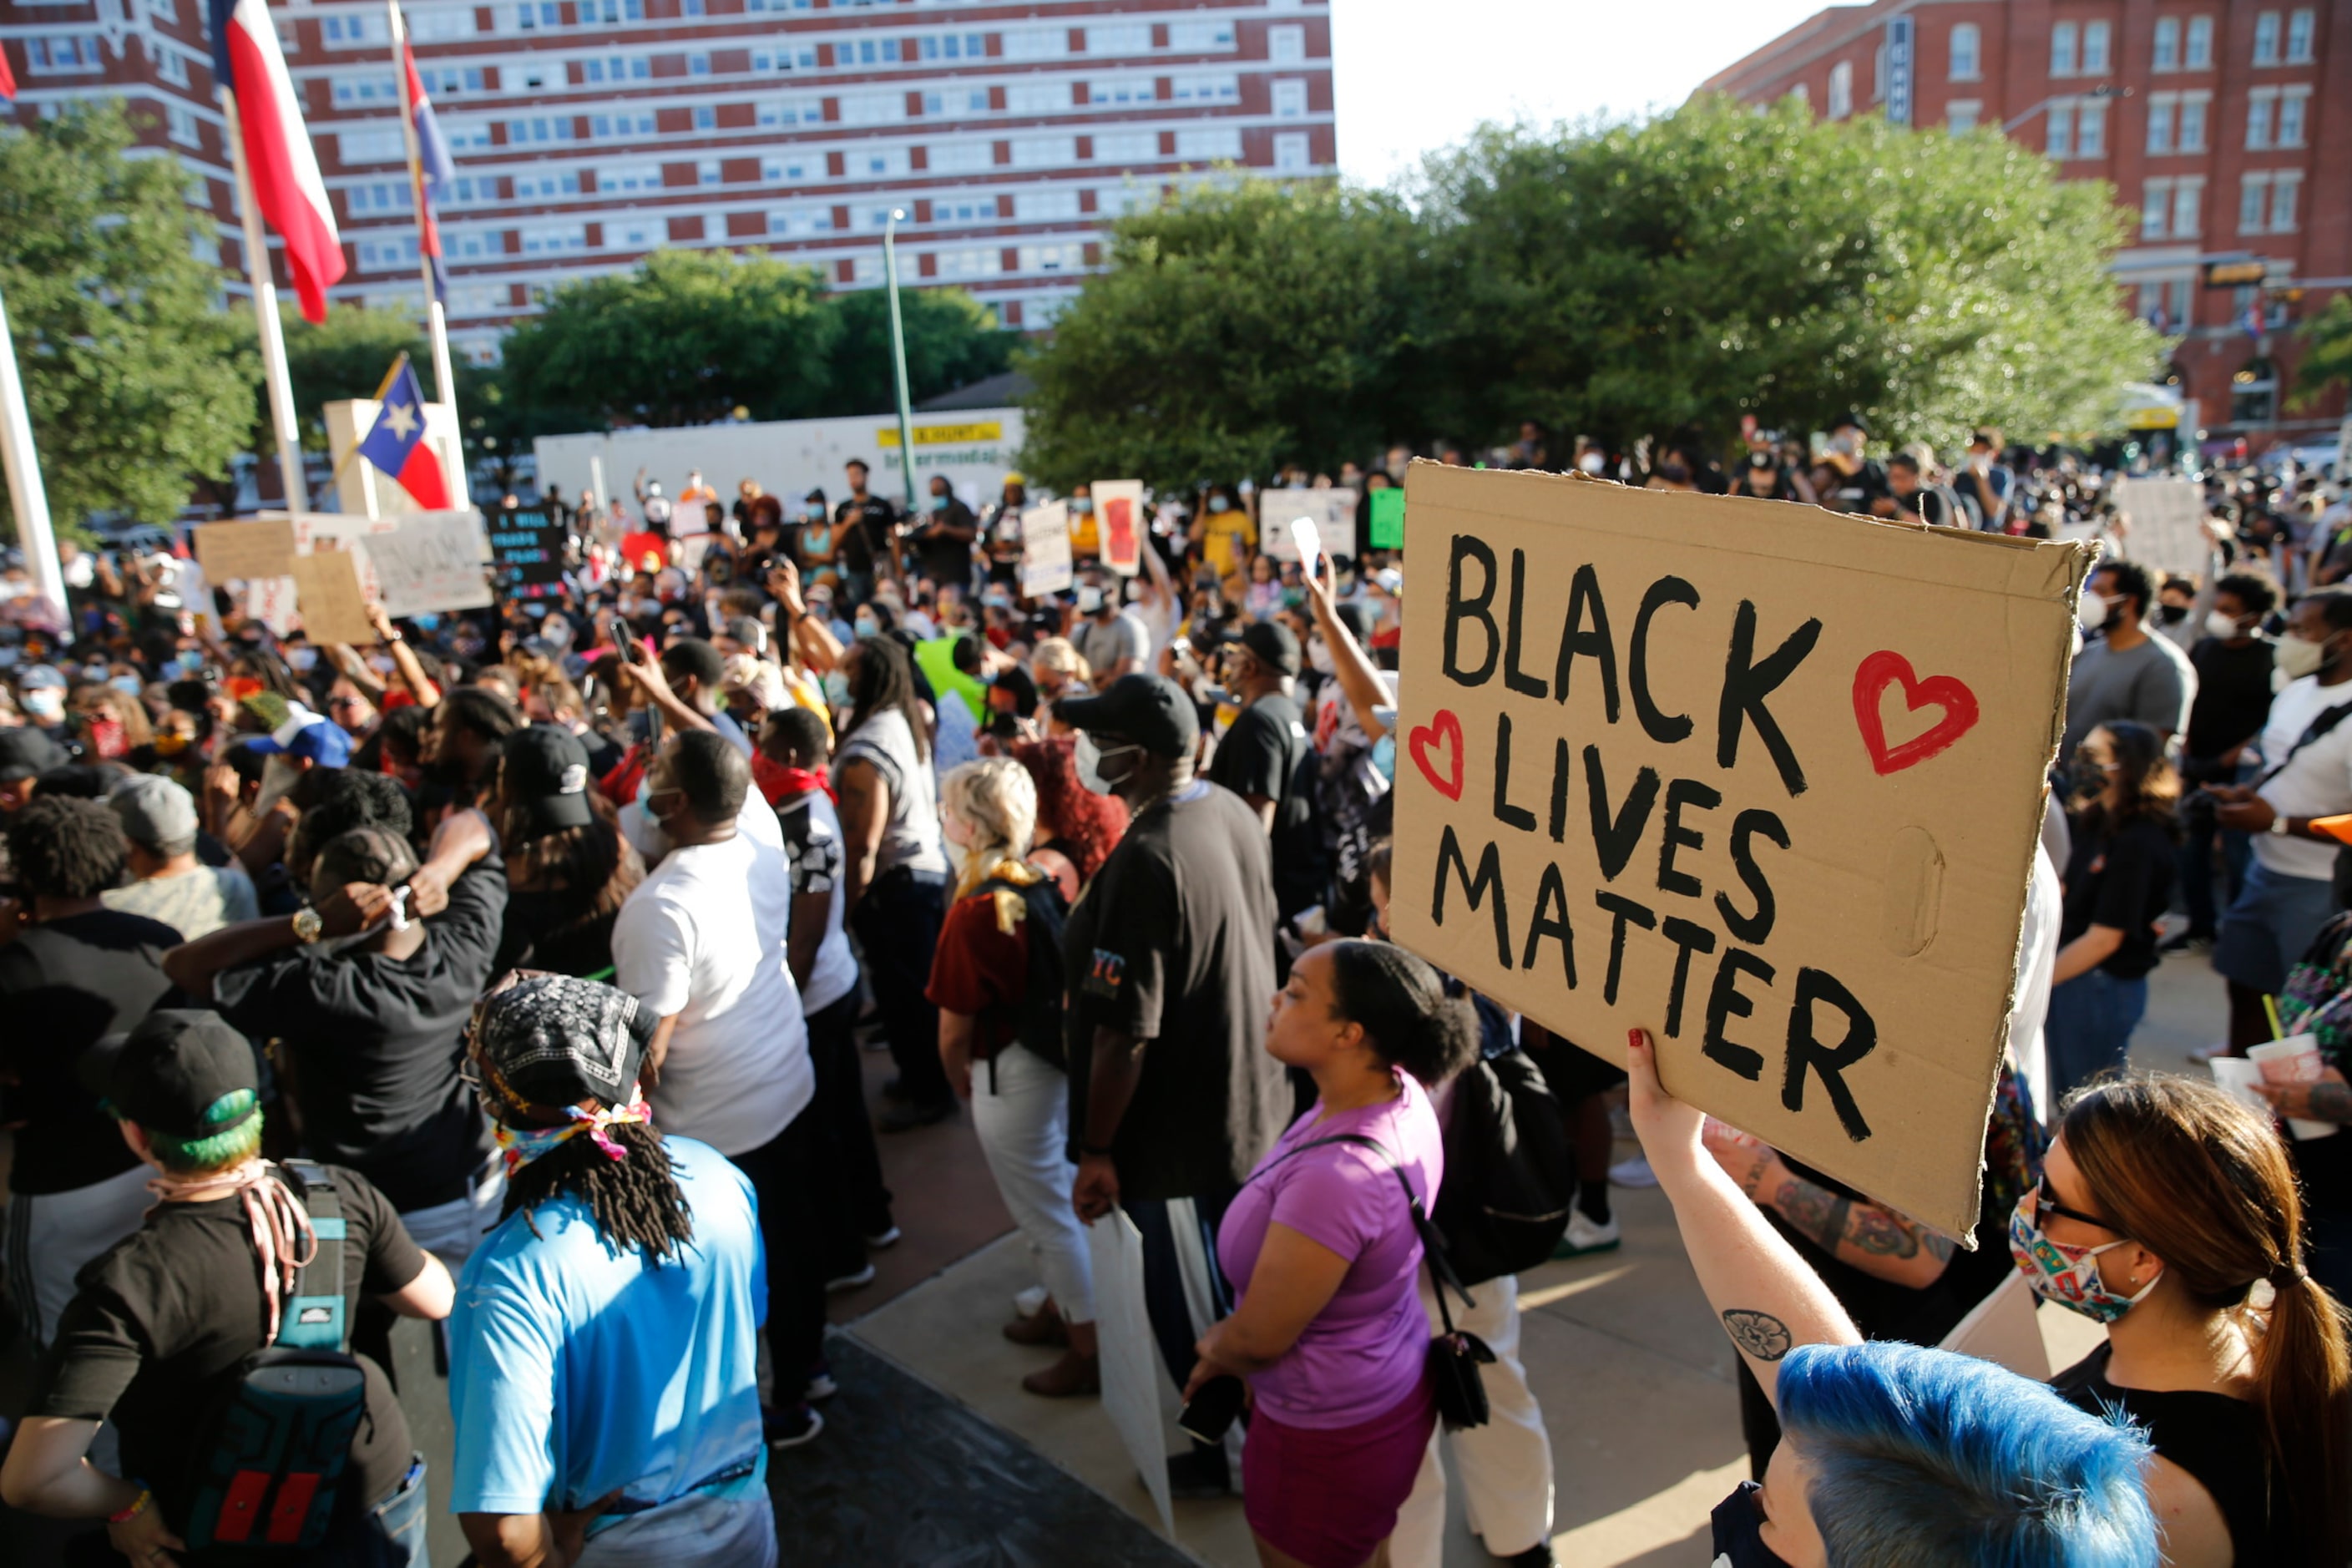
[2031,1178,2116,1233]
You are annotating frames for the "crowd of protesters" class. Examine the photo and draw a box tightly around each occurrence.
[0,413,2344,1568]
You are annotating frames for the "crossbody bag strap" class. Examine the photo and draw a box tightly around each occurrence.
[2254,700,2352,791]
[274,1161,351,1353]
[1260,1133,1478,1326]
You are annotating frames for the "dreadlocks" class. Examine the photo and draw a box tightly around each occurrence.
[499,1121,695,1262]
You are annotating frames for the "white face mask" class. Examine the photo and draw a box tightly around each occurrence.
[1307,640,1336,675]
[1577,452,1606,475]
[1074,731,1140,796]
[23,690,63,721]
[2277,631,2330,681]
[2076,592,2110,631]
[2206,609,2246,641]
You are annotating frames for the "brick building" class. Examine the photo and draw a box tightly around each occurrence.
[2,0,1338,357]
[1700,0,2352,450]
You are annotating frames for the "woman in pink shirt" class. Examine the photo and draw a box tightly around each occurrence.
[1192,940,1479,1568]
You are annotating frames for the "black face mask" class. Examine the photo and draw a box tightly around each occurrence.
[2157,602,2188,624]
[1712,1480,1797,1567]
[1659,463,1692,484]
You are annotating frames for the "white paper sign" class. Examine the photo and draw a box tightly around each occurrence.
[1093,479,1146,578]
[1020,501,1074,597]
[2111,477,2209,578]
[1290,518,1323,583]
[242,575,299,635]
[367,510,493,616]
[1087,1207,1176,1538]
[1261,487,1358,562]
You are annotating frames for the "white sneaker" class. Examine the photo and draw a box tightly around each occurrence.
[1609,1153,1658,1189]
[864,1225,902,1250]
[825,1264,876,1293]
[1554,1211,1621,1257]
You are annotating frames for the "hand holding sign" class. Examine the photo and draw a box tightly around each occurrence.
[1292,517,1323,583]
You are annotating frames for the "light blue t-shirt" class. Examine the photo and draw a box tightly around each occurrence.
[447,1136,767,1521]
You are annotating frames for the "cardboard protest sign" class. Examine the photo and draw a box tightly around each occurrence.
[289,551,376,645]
[1388,463,2091,1235]
[1261,488,1358,562]
[489,508,569,599]
[2111,477,2209,577]
[194,519,297,583]
[1020,501,1074,596]
[242,574,300,636]
[367,510,493,618]
[1368,487,1406,550]
[1094,480,1146,577]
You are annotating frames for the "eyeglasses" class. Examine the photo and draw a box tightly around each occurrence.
[2031,1179,2117,1233]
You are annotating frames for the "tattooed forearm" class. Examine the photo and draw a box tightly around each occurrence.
[1722,1309,1793,1362]
[1771,1178,1853,1255]
[1847,1206,1925,1258]
[2312,1081,2352,1121]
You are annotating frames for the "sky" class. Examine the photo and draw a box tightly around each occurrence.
[1331,0,1843,186]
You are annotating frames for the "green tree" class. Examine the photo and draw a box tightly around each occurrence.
[0,102,256,529]
[2293,293,2352,410]
[1415,99,2161,456]
[1015,179,1428,492]
[497,249,842,429]
[825,285,1016,415]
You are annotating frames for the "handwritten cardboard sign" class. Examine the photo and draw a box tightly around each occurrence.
[289,551,376,645]
[194,519,297,583]
[367,510,493,618]
[1021,500,1074,596]
[1388,463,2091,1235]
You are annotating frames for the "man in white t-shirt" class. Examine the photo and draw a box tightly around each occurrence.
[2211,588,2352,1048]
[761,705,895,1292]
[611,729,829,1445]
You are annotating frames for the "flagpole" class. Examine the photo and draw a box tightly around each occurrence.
[389,1,468,508]
[0,282,66,628]
[220,83,310,513]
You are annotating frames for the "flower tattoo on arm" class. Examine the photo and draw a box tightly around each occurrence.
[1722,1309,1793,1362]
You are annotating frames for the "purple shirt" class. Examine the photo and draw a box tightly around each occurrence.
[1214,1070,1443,1429]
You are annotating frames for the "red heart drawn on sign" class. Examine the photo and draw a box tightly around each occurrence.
[1853,650,1980,776]
[1409,710,1465,801]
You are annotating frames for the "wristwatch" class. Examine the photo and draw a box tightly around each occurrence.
[2271,813,2294,837]
[291,908,324,943]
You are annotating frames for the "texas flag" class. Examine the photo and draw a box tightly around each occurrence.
[399,39,453,302]
[208,0,344,321]
[357,357,453,508]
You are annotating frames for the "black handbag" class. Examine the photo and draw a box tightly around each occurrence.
[1266,1134,1496,1431]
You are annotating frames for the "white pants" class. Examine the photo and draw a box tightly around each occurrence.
[3,1164,154,1351]
[397,1162,505,1272]
[970,1045,1095,1323]
[1393,1272,1555,1565]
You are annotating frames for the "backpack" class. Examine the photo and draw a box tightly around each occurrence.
[181,1161,369,1555]
[1434,1045,1580,1287]
[978,871,1070,1080]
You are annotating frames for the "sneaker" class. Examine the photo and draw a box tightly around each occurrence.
[804,1368,839,1404]
[2159,929,2213,953]
[878,1099,955,1134]
[825,1264,877,1293]
[864,1225,902,1250]
[1165,1446,1232,1500]
[1609,1153,1658,1189]
[1553,1211,1621,1258]
[1497,1543,1557,1566]
[763,1404,824,1449]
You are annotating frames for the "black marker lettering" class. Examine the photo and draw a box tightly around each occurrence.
[1630,575,1700,745]
[1717,809,1791,946]
[1433,824,1514,970]
[1492,713,1537,832]
[1704,947,1777,1082]
[1660,916,1719,1039]
[1784,968,1877,1141]
[1443,535,1500,686]
[1521,863,1577,988]
[1718,599,1821,797]
[1583,744,1661,882]
[1657,777,1723,898]
[1503,549,1548,698]
[1593,891,1657,1005]
[1548,737,1571,844]
[1553,563,1620,722]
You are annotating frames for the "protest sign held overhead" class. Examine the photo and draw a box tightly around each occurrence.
[1262,487,1359,562]
[289,550,374,645]
[2110,476,2210,577]
[489,507,568,599]
[193,518,297,583]
[367,509,493,617]
[1094,480,1146,576]
[1021,499,1075,595]
[1387,463,2092,1236]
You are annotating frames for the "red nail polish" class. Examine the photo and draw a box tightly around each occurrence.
[1627,1028,1642,1049]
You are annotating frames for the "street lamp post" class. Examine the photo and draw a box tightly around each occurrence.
[883,208,918,513]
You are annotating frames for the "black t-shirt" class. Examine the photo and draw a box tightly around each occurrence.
[2059,813,2177,979]
[211,859,507,1211]
[1818,458,1891,514]
[29,1163,423,1535]
[496,884,620,980]
[1060,781,1289,1200]
[912,499,978,587]
[834,495,898,575]
[1206,693,1327,918]
[0,909,178,1195]
[2185,635,2278,767]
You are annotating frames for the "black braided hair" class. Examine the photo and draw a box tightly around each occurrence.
[499,1122,695,1262]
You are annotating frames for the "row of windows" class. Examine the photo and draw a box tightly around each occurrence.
[357,49,1288,104]
[347,219,1114,276]
[19,35,103,73]
[1946,10,2313,83]
[493,0,1249,55]
[2136,173,2299,239]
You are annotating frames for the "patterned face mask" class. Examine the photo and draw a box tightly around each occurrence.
[2007,1191,2162,1323]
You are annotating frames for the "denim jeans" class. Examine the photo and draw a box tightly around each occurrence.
[2044,969,2151,1109]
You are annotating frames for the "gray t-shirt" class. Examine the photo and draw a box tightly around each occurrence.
[832,707,948,878]
[2062,630,2197,756]
[100,862,260,941]
[1076,610,1151,680]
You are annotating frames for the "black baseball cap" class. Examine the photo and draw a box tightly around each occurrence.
[0,726,68,782]
[1240,620,1302,677]
[1055,674,1199,759]
[80,1010,260,1141]
[502,725,594,832]
[473,974,655,1111]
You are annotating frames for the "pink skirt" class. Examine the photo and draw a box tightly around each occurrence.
[1241,1372,1437,1568]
